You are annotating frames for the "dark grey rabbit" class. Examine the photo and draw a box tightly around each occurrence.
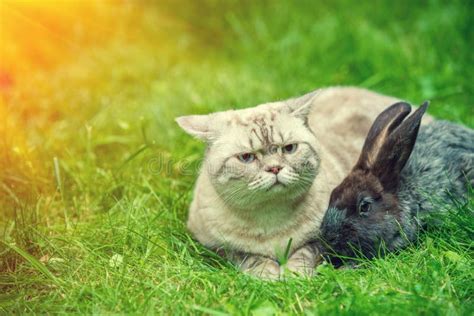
[319,101,474,265]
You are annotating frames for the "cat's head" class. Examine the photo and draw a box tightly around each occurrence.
[176,94,321,210]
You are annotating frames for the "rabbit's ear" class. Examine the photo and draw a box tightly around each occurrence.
[371,101,429,192]
[355,102,412,171]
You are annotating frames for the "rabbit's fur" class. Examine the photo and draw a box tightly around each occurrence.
[397,120,474,239]
[319,102,473,265]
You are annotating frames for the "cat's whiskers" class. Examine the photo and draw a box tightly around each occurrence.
[278,171,299,184]
[214,185,249,205]
[248,177,266,189]
[248,175,274,190]
[249,178,274,191]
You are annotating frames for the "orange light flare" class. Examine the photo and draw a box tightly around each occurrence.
[0,0,123,79]
[0,0,122,213]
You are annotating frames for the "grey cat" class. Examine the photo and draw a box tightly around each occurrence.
[319,101,474,265]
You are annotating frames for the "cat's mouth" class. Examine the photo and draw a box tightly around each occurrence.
[266,180,286,191]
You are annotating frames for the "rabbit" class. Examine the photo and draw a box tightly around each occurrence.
[318,101,474,266]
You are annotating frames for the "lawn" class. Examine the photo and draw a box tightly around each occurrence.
[0,0,473,314]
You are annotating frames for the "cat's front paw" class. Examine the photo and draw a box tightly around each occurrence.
[244,258,281,280]
[284,260,314,277]
[284,245,321,278]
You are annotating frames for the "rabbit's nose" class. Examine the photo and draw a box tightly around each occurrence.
[266,166,282,174]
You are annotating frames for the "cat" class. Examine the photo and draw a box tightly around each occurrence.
[176,86,431,279]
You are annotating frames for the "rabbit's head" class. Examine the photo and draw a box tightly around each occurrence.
[320,101,428,265]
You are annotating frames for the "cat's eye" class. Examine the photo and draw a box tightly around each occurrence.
[237,153,256,163]
[269,145,279,154]
[358,198,372,216]
[282,143,298,154]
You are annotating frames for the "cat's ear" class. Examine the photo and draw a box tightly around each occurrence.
[175,114,212,141]
[287,90,319,122]
[290,99,312,120]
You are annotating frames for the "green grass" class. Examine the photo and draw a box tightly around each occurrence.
[1,0,473,314]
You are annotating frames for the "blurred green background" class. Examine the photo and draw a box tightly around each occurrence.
[1,0,473,314]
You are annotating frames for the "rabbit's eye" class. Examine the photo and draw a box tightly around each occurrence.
[237,153,256,163]
[358,199,372,216]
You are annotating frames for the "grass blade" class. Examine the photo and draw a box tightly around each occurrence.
[190,305,229,316]
[1,241,60,286]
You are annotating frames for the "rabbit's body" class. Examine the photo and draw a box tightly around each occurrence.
[320,102,473,264]
[396,121,474,246]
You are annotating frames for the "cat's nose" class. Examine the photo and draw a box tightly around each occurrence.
[266,166,282,174]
